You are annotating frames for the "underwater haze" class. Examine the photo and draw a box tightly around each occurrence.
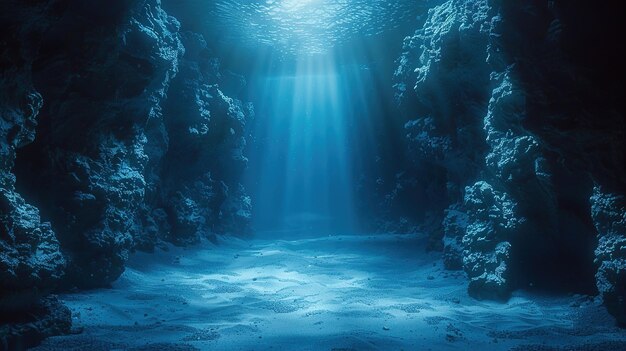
[1,0,626,350]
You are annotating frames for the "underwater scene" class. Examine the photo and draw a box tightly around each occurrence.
[1,0,625,350]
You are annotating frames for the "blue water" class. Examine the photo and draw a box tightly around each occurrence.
[246,59,373,234]
[164,0,427,237]
[205,0,426,56]
[164,0,422,235]
[198,0,422,235]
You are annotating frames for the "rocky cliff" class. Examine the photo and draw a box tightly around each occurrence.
[394,0,625,323]
[1,0,252,347]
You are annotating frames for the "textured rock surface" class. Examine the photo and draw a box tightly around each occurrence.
[442,204,468,270]
[394,0,625,321]
[591,187,626,326]
[463,181,521,299]
[0,1,70,345]
[159,32,252,245]
[394,0,494,254]
[13,0,185,289]
[1,0,253,346]
[7,0,252,288]
[0,295,71,351]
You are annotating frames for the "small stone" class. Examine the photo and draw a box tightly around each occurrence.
[69,327,84,335]
[382,326,390,331]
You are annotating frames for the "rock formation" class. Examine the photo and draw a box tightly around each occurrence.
[1,0,252,346]
[395,0,625,319]
[394,0,625,322]
[591,187,626,326]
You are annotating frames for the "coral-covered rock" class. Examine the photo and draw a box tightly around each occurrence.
[591,187,626,326]
[216,183,252,235]
[463,181,521,299]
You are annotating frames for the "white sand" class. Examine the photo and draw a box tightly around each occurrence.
[34,234,626,350]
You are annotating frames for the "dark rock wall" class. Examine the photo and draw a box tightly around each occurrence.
[591,188,626,327]
[394,0,625,322]
[159,32,252,246]
[16,0,185,289]
[1,0,252,346]
[0,2,71,347]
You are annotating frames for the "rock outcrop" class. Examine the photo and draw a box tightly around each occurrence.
[1,1,71,346]
[1,0,253,346]
[591,187,626,327]
[0,296,70,350]
[394,0,625,323]
[158,32,252,246]
[463,181,521,299]
[12,0,185,289]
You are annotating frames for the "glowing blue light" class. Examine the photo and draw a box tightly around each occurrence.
[210,0,420,56]
[248,54,362,234]
[233,0,399,236]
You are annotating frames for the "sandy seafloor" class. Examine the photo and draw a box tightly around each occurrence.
[33,233,626,351]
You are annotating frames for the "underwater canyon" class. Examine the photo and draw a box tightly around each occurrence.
[1,0,625,350]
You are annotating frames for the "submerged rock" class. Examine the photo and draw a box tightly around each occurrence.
[159,32,253,243]
[442,204,468,270]
[463,181,521,299]
[10,0,185,288]
[4,0,252,288]
[394,0,624,319]
[1,1,68,344]
[1,0,254,345]
[0,295,71,351]
[591,187,626,326]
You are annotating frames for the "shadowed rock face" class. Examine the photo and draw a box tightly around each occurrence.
[8,0,252,287]
[158,32,252,246]
[591,188,626,327]
[394,0,625,321]
[16,0,186,289]
[1,1,71,346]
[1,0,252,345]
